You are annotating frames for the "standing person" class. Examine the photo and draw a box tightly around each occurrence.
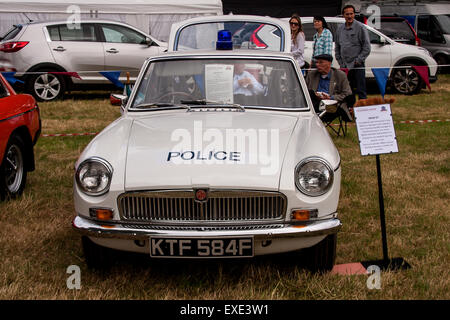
[335,4,371,99]
[311,16,333,68]
[289,15,306,68]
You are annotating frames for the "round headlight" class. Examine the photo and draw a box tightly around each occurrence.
[295,157,334,196]
[75,157,113,196]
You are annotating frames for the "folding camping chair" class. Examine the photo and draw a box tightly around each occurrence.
[319,94,355,137]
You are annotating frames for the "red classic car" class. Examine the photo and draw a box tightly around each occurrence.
[0,73,40,199]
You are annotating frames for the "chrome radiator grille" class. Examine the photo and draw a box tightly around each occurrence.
[118,190,286,222]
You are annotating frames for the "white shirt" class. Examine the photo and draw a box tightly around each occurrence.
[291,32,305,68]
[233,71,264,96]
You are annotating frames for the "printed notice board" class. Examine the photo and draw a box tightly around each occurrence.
[354,104,399,156]
[205,64,234,104]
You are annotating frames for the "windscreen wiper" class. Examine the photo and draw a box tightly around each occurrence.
[180,99,245,111]
[133,102,191,110]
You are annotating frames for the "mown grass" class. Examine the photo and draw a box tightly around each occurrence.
[0,78,449,300]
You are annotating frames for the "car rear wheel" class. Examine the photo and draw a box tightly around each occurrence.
[391,63,423,95]
[304,234,337,273]
[0,136,27,199]
[27,72,66,101]
[435,55,449,74]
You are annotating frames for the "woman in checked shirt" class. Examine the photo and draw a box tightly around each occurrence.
[312,16,333,68]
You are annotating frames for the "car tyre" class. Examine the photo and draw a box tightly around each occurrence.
[391,63,423,95]
[26,71,66,102]
[0,135,27,200]
[304,234,337,273]
[435,55,449,74]
[82,236,112,270]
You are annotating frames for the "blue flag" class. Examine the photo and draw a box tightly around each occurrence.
[372,68,390,98]
[100,71,124,89]
[1,72,24,85]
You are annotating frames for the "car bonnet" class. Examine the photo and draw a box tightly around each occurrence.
[124,110,300,191]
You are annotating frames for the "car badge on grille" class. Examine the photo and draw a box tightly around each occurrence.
[194,189,208,203]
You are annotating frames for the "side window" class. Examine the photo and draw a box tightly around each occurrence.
[47,24,96,41]
[379,21,414,41]
[368,30,382,43]
[47,25,60,41]
[101,24,146,44]
[429,16,445,43]
[417,15,430,40]
[0,80,8,98]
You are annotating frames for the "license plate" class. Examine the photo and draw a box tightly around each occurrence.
[149,236,254,258]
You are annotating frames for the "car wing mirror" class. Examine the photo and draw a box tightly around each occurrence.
[379,37,387,45]
[110,93,128,106]
[144,37,153,46]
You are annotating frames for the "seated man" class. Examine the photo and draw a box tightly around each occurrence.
[233,63,264,96]
[305,54,353,119]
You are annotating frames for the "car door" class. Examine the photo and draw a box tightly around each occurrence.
[364,28,392,78]
[100,23,162,80]
[47,23,105,82]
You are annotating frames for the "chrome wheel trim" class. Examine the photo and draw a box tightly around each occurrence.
[4,144,24,193]
[393,68,420,94]
[34,73,61,100]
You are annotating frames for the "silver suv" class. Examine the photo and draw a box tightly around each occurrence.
[0,20,166,101]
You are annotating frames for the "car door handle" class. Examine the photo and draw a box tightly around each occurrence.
[106,48,119,54]
[53,46,66,52]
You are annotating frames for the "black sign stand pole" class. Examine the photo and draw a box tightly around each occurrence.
[361,154,411,271]
[376,154,389,262]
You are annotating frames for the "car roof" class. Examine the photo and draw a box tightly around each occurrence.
[22,19,143,27]
[148,49,296,60]
[288,17,345,23]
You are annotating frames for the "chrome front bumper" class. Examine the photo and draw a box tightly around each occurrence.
[72,215,341,241]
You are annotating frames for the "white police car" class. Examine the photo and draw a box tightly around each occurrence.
[72,16,341,272]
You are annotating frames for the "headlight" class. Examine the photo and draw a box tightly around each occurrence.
[295,157,333,196]
[75,157,113,196]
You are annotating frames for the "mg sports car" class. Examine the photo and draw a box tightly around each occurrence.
[72,16,342,272]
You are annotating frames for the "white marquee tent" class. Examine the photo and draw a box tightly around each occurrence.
[0,0,223,41]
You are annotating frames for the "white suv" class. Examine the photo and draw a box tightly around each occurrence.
[300,17,438,95]
[0,20,166,101]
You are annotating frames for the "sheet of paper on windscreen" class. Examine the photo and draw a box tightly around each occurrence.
[205,64,234,104]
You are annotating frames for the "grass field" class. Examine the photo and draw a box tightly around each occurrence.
[0,77,449,300]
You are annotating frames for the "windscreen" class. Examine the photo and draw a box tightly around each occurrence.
[131,58,307,110]
[436,15,450,34]
[175,22,283,51]
[1,25,22,41]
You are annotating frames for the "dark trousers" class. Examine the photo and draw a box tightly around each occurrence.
[348,65,367,100]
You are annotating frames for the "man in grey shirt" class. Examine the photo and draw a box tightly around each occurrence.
[335,4,371,99]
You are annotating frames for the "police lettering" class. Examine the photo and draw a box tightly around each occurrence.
[167,151,241,162]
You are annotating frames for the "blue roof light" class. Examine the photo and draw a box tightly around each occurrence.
[216,30,232,50]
